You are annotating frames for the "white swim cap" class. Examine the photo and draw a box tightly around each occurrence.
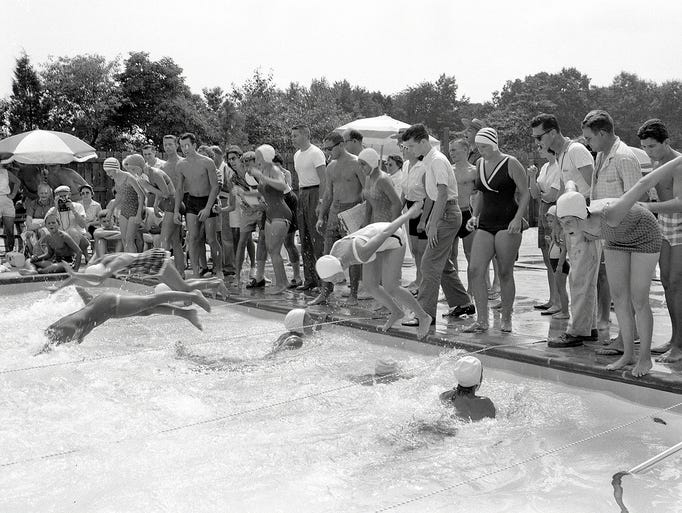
[547,205,557,217]
[316,254,343,280]
[453,356,483,387]
[6,251,25,268]
[154,283,172,294]
[556,181,587,220]
[358,148,380,170]
[374,358,399,377]
[256,144,276,163]
[85,263,107,276]
[475,128,499,151]
[284,308,307,333]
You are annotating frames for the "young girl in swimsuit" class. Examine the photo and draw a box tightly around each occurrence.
[103,157,146,253]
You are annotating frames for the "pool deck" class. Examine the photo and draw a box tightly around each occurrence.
[2,229,681,394]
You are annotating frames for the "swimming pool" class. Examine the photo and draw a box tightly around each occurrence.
[1,281,681,513]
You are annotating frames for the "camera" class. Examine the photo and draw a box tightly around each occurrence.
[57,198,69,212]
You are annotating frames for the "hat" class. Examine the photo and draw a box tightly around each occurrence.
[54,185,71,194]
[226,145,243,157]
[316,254,343,280]
[256,144,276,163]
[556,181,587,219]
[103,157,121,172]
[124,154,146,170]
[475,128,499,151]
[453,356,483,387]
[547,205,557,217]
[284,308,307,333]
[358,148,380,170]
[462,118,486,132]
[374,358,399,377]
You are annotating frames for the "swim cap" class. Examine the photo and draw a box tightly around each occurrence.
[54,185,71,194]
[284,308,307,333]
[85,263,107,276]
[280,334,303,350]
[475,128,499,151]
[154,283,172,294]
[256,144,276,163]
[547,205,557,217]
[358,148,380,170]
[556,181,587,220]
[453,356,483,387]
[103,157,121,172]
[123,154,146,171]
[374,358,399,377]
[316,254,343,280]
[6,251,25,268]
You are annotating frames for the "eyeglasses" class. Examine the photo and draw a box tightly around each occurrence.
[533,129,552,142]
[323,141,341,152]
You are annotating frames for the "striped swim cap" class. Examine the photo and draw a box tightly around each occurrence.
[103,157,121,172]
[474,128,499,151]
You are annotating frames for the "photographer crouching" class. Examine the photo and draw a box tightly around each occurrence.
[45,185,90,262]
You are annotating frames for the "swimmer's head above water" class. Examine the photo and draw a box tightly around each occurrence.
[453,356,484,390]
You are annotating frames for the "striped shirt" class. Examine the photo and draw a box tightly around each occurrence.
[591,137,641,200]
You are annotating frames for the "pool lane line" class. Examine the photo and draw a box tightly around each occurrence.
[372,398,682,513]
[0,338,569,469]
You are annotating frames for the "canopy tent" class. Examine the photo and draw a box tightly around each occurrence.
[335,115,440,158]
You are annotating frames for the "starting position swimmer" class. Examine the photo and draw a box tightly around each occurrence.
[315,201,432,339]
[40,286,210,352]
[439,356,496,422]
[49,248,229,299]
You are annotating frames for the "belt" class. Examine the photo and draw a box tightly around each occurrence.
[445,199,459,205]
[299,185,319,190]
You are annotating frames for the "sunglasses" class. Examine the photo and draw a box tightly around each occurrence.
[533,129,552,142]
[323,141,341,152]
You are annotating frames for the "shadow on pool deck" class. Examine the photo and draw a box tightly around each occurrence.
[1,229,680,393]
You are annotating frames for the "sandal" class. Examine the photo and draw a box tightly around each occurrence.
[245,278,265,289]
[463,322,488,334]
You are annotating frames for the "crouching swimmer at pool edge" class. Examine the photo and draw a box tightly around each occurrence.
[440,356,496,422]
[39,286,211,353]
[315,201,433,339]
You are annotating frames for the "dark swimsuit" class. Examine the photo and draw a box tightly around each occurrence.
[185,194,217,218]
[474,156,518,235]
[258,182,292,223]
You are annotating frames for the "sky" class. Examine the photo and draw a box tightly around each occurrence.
[2,0,682,105]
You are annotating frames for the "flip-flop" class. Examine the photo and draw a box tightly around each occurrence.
[595,347,624,356]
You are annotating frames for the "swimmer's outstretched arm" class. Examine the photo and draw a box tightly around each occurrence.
[110,290,212,317]
[354,201,423,263]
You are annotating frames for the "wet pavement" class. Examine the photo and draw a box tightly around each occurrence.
[1,228,681,393]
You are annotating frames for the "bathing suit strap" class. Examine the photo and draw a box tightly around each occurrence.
[351,235,368,264]
[479,156,509,193]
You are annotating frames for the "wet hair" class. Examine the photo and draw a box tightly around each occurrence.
[582,110,614,134]
[179,132,197,145]
[387,154,403,168]
[449,137,470,153]
[530,113,561,132]
[401,123,429,143]
[291,124,310,137]
[345,129,363,142]
[324,132,343,145]
[637,119,669,143]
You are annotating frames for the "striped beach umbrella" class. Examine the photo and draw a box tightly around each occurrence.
[0,129,97,165]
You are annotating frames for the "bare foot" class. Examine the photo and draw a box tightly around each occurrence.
[307,293,328,306]
[216,282,230,299]
[500,317,512,333]
[185,309,203,331]
[265,286,286,295]
[656,347,682,363]
[605,355,635,371]
[381,310,404,332]
[632,358,653,377]
[191,290,211,312]
[416,313,433,340]
[342,296,358,307]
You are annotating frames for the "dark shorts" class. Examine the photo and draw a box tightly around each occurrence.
[406,199,428,240]
[185,195,217,218]
[457,209,473,239]
[550,257,570,275]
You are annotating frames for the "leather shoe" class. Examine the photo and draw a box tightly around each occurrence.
[245,278,265,289]
[547,333,583,348]
[444,304,475,317]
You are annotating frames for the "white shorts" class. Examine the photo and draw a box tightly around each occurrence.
[0,195,15,217]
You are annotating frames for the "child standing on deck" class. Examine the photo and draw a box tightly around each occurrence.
[545,205,570,319]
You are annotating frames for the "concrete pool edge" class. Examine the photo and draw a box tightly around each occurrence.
[3,273,680,396]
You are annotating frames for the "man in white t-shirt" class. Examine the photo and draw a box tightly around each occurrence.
[401,124,469,329]
[292,124,326,291]
[531,113,597,348]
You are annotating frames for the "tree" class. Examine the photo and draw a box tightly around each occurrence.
[40,54,121,146]
[7,53,48,133]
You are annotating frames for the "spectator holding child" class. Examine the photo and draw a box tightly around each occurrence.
[28,213,82,273]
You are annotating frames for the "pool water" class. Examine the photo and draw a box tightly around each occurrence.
[1,283,681,513]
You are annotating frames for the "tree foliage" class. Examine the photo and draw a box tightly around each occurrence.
[7,53,48,133]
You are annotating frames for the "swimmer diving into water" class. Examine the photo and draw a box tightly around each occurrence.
[49,248,229,299]
[40,286,210,352]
